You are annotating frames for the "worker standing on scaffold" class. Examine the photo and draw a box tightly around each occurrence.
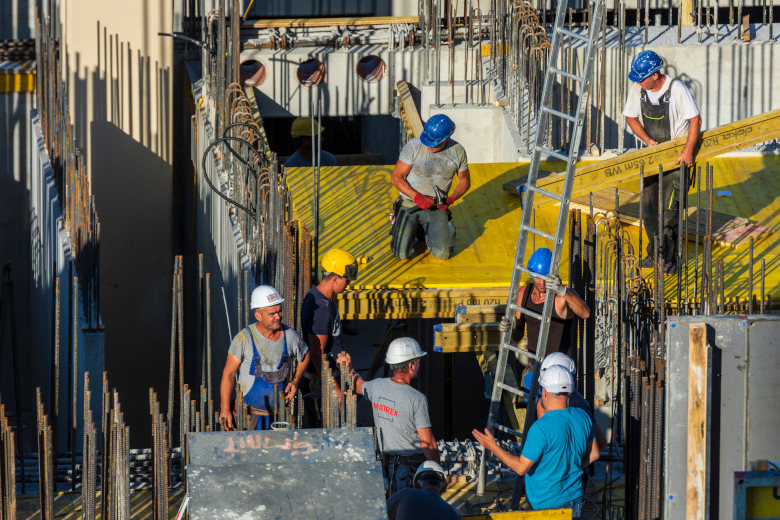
[390,114,471,260]
[624,50,702,275]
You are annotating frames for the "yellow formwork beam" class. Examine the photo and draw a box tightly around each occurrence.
[397,80,424,140]
[0,73,35,92]
[525,108,780,209]
[461,511,572,519]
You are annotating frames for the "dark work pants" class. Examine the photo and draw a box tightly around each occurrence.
[391,203,452,260]
[640,168,681,265]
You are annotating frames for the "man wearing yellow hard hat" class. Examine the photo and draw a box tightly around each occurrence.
[299,248,358,427]
[284,117,339,168]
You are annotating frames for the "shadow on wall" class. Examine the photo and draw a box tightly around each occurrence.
[90,120,173,436]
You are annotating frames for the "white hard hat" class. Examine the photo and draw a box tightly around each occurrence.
[540,352,576,375]
[539,364,575,395]
[250,286,285,309]
[413,461,447,488]
[385,337,426,365]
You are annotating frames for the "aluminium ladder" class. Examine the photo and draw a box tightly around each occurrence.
[475,0,606,504]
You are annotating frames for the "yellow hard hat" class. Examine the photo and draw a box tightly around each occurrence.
[291,117,325,138]
[321,249,358,281]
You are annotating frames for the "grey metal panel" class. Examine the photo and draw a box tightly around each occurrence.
[187,428,377,466]
[187,461,388,519]
[664,315,780,520]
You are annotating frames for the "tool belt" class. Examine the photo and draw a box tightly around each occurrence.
[248,406,271,416]
[388,453,427,467]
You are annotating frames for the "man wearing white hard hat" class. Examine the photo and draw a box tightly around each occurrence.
[386,461,462,520]
[473,366,600,518]
[219,286,310,430]
[338,338,440,495]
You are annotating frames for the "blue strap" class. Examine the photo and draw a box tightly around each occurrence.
[246,326,288,375]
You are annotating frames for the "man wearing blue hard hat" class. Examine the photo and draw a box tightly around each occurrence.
[624,50,701,275]
[390,114,470,260]
[499,247,590,361]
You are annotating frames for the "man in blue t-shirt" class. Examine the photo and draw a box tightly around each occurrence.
[472,366,600,518]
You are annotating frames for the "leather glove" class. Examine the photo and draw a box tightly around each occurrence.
[545,275,567,297]
[438,196,456,210]
[499,316,514,333]
[414,193,435,210]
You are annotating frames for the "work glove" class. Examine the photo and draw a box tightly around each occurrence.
[414,193,435,210]
[438,196,456,211]
[499,316,514,333]
[545,275,567,297]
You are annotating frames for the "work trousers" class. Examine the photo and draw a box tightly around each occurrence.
[391,203,452,260]
[640,168,681,265]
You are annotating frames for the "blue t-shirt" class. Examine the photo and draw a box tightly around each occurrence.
[301,287,344,371]
[284,150,338,168]
[521,407,594,510]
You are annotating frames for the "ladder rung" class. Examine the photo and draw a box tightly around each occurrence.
[522,224,555,242]
[494,424,523,438]
[558,27,590,42]
[538,147,569,162]
[529,184,562,202]
[497,382,530,399]
[509,303,543,321]
[550,66,583,83]
[504,343,538,361]
[542,106,576,123]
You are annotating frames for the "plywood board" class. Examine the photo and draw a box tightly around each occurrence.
[687,322,710,520]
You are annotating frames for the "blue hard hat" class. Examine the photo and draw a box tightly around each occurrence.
[628,50,664,83]
[420,114,456,147]
[527,248,552,278]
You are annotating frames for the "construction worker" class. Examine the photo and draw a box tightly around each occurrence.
[338,338,440,495]
[501,247,590,361]
[473,366,600,518]
[386,461,462,520]
[284,117,338,168]
[300,248,358,427]
[390,114,470,260]
[624,50,701,275]
[218,286,310,430]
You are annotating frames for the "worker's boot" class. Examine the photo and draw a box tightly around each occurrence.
[640,256,656,270]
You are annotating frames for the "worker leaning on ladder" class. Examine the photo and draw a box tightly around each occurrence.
[624,50,702,275]
[338,338,440,495]
[390,114,471,260]
[218,286,310,430]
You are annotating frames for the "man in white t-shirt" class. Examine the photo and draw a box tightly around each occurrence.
[623,50,702,275]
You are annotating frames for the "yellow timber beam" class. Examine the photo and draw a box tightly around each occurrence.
[526,108,780,209]
[0,73,35,92]
[242,15,419,29]
[462,511,572,519]
[397,81,424,140]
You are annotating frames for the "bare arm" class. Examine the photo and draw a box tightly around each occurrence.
[626,116,657,147]
[556,288,590,320]
[594,422,608,452]
[582,438,601,468]
[511,284,527,343]
[337,352,365,395]
[450,169,471,201]
[284,352,310,402]
[418,427,441,462]
[307,334,328,375]
[473,428,535,475]
[390,160,416,199]
[219,354,242,430]
[675,115,702,167]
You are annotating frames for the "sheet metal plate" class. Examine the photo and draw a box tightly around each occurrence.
[187,428,377,466]
[186,461,387,519]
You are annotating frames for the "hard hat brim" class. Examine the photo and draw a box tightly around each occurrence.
[628,70,649,83]
[251,297,285,310]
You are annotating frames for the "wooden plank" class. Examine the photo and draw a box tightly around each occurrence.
[397,81,424,139]
[687,322,710,520]
[512,108,780,209]
[242,15,419,29]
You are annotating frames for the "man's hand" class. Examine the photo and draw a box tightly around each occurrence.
[219,407,235,431]
[336,351,352,368]
[438,196,455,211]
[413,193,435,210]
[675,148,694,167]
[645,139,659,147]
[499,316,514,333]
[472,428,499,453]
[545,275,567,297]
[284,380,298,402]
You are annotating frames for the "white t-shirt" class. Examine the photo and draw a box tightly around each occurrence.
[623,75,700,140]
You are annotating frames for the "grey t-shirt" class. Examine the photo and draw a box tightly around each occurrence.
[227,324,308,395]
[386,488,462,520]
[398,137,468,201]
[362,378,432,456]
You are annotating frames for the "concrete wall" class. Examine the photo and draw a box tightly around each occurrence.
[30,110,105,449]
[0,0,36,39]
[58,0,177,434]
[243,0,418,17]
